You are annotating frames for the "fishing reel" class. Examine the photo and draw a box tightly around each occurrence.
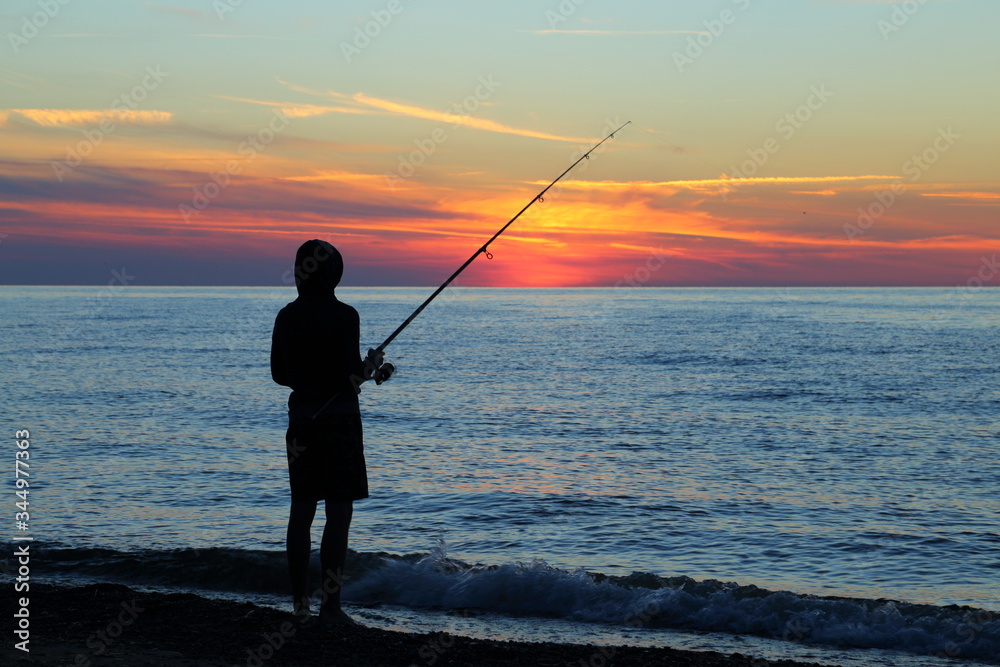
[374,362,394,385]
[364,348,395,385]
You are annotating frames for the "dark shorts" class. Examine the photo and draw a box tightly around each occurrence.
[286,413,368,503]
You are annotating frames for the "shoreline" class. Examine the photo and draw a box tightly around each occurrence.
[4,583,836,666]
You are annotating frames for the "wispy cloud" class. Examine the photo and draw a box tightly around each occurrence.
[264,80,593,143]
[214,95,375,118]
[519,29,710,35]
[191,34,290,40]
[921,191,1000,202]
[0,70,40,91]
[0,160,457,241]
[279,105,367,118]
[609,242,686,255]
[351,92,591,143]
[819,0,952,5]
[921,191,1000,199]
[275,78,349,99]
[543,175,900,192]
[280,170,391,186]
[3,109,172,128]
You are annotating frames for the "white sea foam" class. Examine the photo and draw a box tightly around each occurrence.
[347,549,1000,662]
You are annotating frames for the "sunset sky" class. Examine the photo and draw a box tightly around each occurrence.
[1,0,997,286]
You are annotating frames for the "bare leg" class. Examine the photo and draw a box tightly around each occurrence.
[287,500,318,617]
[319,500,353,619]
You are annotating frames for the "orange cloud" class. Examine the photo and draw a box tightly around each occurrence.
[280,170,393,185]
[547,175,900,193]
[3,119,996,286]
[214,95,378,118]
[4,108,172,127]
[921,191,1000,201]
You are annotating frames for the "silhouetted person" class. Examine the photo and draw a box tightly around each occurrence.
[270,239,389,625]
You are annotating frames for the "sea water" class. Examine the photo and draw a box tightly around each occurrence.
[2,286,998,663]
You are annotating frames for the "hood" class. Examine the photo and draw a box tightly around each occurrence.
[294,239,343,296]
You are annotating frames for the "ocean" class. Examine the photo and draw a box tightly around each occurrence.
[3,285,998,665]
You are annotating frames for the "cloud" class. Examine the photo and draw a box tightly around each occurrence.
[352,93,591,143]
[214,95,376,119]
[542,175,900,193]
[0,154,995,287]
[0,70,36,91]
[920,191,1000,200]
[4,109,172,128]
[920,191,1000,206]
[272,79,592,143]
[277,105,363,118]
[0,159,459,237]
[280,170,392,186]
[820,0,954,4]
[190,34,290,40]
[519,29,710,35]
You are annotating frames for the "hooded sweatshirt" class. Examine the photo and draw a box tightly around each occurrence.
[270,240,365,418]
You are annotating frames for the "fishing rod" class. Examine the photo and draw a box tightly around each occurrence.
[313,120,631,419]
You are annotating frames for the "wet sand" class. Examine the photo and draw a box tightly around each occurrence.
[4,583,836,666]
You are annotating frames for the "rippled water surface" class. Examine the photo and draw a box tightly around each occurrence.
[3,286,998,612]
